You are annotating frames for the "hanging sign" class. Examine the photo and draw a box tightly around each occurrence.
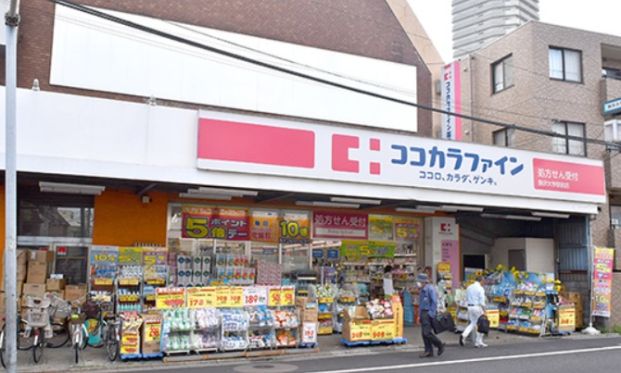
[244,286,268,306]
[340,241,396,260]
[592,247,614,317]
[279,211,311,244]
[155,288,186,309]
[250,210,280,243]
[182,206,250,240]
[394,217,421,241]
[313,211,368,239]
[187,287,215,308]
[368,215,394,241]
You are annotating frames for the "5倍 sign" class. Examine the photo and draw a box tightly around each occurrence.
[197,113,605,204]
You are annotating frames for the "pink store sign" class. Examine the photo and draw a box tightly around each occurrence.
[313,211,368,239]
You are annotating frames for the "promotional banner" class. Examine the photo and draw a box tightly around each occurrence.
[368,214,394,241]
[441,240,460,288]
[592,247,614,317]
[441,61,462,140]
[313,211,368,239]
[250,210,280,243]
[394,217,421,241]
[279,210,311,244]
[340,240,396,260]
[182,206,250,240]
[118,247,142,265]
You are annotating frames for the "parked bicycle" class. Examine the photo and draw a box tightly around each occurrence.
[69,300,88,364]
[21,296,53,363]
[83,297,120,361]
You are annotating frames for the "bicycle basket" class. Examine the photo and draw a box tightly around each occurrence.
[83,300,101,319]
[24,308,49,328]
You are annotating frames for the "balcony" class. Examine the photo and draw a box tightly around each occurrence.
[602,74,621,103]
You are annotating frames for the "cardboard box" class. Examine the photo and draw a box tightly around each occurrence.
[28,250,52,264]
[141,314,162,355]
[301,307,319,322]
[27,261,48,284]
[22,283,46,298]
[343,319,372,342]
[371,319,396,341]
[391,295,404,338]
[46,279,66,291]
[344,306,369,321]
[64,284,87,303]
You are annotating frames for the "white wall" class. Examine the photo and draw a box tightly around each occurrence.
[49,4,418,132]
[491,237,555,273]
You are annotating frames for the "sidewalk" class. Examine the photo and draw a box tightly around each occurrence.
[12,327,570,372]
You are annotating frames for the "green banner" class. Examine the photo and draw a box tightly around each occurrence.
[340,240,396,260]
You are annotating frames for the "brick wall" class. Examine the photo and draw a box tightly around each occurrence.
[9,0,432,135]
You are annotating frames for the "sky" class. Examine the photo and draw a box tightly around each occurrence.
[407,0,621,62]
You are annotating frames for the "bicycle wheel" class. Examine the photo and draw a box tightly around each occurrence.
[32,331,44,364]
[105,326,119,362]
[1,325,5,369]
[47,322,70,348]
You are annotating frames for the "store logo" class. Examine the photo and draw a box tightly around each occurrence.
[331,134,382,175]
[440,223,452,234]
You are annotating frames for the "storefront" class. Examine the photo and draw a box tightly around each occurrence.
[1,87,607,358]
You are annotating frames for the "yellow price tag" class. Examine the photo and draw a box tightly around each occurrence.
[215,287,230,307]
[228,287,244,308]
[281,287,295,307]
[268,287,281,307]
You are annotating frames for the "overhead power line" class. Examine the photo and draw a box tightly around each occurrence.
[51,0,620,150]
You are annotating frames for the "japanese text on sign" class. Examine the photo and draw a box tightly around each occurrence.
[182,206,250,240]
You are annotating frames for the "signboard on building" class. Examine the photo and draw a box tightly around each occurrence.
[313,211,369,239]
[603,97,621,116]
[181,206,250,240]
[441,61,463,140]
[197,114,606,204]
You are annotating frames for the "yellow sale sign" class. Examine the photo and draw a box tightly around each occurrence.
[187,287,215,308]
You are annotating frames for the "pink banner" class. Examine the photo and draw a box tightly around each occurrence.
[313,211,368,239]
[441,240,460,288]
[533,158,605,196]
[592,247,614,318]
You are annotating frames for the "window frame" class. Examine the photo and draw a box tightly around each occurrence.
[491,54,514,94]
[548,46,583,83]
[552,121,587,157]
[492,128,514,147]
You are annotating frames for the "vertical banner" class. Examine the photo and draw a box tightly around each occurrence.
[441,61,463,141]
[592,247,614,317]
[441,240,460,288]
[368,215,394,241]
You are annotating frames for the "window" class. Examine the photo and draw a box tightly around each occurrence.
[18,197,94,238]
[549,47,582,82]
[552,121,586,156]
[612,205,621,228]
[493,128,515,147]
[492,55,514,93]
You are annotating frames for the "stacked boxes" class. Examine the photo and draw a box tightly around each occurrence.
[562,292,583,329]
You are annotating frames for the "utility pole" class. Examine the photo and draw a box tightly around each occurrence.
[4,1,20,372]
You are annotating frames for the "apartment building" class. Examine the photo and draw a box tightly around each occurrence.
[453,0,539,58]
[457,21,621,327]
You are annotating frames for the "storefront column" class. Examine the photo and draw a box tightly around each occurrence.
[424,217,460,286]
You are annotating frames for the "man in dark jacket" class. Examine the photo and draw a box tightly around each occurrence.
[417,273,445,358]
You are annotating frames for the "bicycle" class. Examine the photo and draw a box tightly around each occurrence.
[21,296,53,364]
[69,301,88,364]
[83,298,120,361]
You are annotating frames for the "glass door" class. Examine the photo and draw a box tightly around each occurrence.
[52,244,89,285]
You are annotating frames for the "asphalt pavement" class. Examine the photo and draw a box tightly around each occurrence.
[87,335,621,373]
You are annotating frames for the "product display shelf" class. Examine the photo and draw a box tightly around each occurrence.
[247,306,277,350]
[143,273,168,312]
[317,297,335,335]
[190,308,220,353]
[507,289,547,336]
[271,308,300,348]
[116,265,143,313]
[161,309,193,356]
[340,337,408,348]
[333,295,356,333]
[220,308,250,352]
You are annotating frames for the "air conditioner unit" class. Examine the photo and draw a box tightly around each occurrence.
[604,119,621,143]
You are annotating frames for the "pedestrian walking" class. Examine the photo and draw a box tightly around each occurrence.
[417,273,445,358]
[460,275,488,348]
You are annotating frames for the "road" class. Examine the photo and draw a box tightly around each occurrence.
[97,336,621,373]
